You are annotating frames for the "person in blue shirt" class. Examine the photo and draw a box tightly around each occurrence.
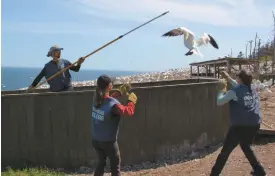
[91,74,137,176]
[27,45,85,92]
[210,70,266,176]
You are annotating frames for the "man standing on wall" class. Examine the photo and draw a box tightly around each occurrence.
[28,45,85,92]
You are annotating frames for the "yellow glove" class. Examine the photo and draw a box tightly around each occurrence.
[128,92,137,104]
[118,83,132,96]
[218,79,227,92]
[220,71,230,79]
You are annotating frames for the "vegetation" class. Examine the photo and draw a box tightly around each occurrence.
[2,167,65,176]
[237,37,274,60]
[237,51,244,58]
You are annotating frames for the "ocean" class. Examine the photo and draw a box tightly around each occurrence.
[1,67,144,91]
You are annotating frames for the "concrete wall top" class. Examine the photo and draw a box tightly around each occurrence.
[1,77,218,96]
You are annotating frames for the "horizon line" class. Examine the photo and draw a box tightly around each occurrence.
[0,65,161,73]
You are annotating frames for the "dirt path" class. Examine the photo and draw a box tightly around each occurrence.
[260,87,275,130]
[118,141,275,176]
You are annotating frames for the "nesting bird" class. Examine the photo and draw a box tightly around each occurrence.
[162,26,219,57]
[252,79,273,93]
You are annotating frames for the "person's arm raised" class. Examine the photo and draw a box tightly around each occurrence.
[220,71,238,88]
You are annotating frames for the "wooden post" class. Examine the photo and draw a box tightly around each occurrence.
[190,65,193,78]
[206,65,208,76]
[217,66,220,78]
[214,64,216,78]
[197,66,200,77]
[226,60,232,74]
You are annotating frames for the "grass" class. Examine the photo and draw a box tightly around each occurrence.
[2,167,65,176]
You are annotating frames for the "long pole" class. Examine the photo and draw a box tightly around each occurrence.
[257,38,261,74]
[249,40,253,59]
[253,33,258,59]
[257,38,261,61]
[32,11,170,90]
[245,42,248,58]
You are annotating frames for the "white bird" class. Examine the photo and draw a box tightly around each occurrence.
[252,79,272,93]
[162,26,219,57]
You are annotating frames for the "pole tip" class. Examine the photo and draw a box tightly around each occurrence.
[163,11,170,15]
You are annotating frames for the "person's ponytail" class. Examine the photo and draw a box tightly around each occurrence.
[94,87,104,108]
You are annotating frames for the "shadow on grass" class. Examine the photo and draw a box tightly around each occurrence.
[1,167,66,176]
[2,144,221,175]
[1,143,223,175]
[3,135,275,175]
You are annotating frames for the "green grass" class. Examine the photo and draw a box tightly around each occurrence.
[2,167,65,176]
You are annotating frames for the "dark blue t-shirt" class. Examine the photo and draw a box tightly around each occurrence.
[229,84,261,126]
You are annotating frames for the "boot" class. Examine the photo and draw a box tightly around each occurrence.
[250,164,266,176]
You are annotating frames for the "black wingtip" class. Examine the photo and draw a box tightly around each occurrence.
[208,34,219,49]
[162,32,171,37]
[185,50,193,56]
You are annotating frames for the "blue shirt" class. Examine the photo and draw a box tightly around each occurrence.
[31,58,81,92]
[217,79,261,126]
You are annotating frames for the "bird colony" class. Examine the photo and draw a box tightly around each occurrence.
[21,66,273,94]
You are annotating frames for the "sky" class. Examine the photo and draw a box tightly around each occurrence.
[1,0,275,71]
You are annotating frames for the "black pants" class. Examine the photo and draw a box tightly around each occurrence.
[64,86,74,91]
[52,86,74,92]
[92,140,121,176]
[210,125,266,176]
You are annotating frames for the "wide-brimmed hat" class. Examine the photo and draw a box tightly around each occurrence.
[47,45,63,57]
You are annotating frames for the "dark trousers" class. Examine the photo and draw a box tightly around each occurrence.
[64,86,74,91]
[51,86,74,92]
[92,140,121,176]
[210,125,266,176]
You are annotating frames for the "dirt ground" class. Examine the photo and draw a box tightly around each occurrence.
[259,87,275,130]
[73,87,275,176]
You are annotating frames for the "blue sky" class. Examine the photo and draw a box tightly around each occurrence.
[1,0,275,71]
